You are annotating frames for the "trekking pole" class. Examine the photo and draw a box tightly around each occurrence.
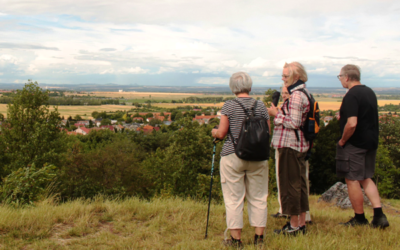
[205,137,220,239]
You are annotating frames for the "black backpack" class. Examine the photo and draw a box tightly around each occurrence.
[229,99,270,161]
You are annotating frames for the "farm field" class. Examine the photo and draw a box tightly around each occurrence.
[1,99,400,118]
[0,104,132,119]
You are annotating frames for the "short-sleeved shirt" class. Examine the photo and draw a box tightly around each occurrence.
[339,85,379,149]
[220,97,269,156]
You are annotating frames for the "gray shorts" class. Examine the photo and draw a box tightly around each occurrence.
[335,143,376,180]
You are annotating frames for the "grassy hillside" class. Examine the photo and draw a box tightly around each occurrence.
[0,195,399,249]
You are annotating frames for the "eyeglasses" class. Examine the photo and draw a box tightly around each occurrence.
[282,75,289,79]
[337,75,344,79]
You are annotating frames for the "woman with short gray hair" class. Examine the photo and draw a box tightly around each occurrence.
[212,72,270,247]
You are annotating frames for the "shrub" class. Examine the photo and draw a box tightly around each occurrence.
[0,164,57,206]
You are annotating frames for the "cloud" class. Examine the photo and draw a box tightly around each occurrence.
[0,0,399,87]
[0,42,59,51]
[99,48,117,52]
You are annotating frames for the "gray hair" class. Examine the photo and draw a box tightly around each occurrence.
[229,72,252,95]
[341,64,361,81]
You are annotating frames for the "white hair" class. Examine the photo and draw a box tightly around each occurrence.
[229,72,252,94]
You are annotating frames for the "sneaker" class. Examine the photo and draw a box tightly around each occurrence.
[274,222,302,236]
[371,214,389,229]
[271,212,288,218]
[223,236,243,249]
[254,234,264,246]
[340,216,369,226]
[299,225,307,235]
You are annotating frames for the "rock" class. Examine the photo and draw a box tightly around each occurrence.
[318,182,371,209]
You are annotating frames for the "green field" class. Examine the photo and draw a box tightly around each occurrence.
[0,195,398,249]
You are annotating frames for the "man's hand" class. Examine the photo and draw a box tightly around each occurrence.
[267,103,279,117]
[338,139,346,147]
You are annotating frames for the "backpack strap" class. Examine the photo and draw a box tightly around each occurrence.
[285,89,310,141]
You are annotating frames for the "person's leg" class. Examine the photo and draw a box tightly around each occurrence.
[359,178,381,208]
[220,154,246,239]
[345,178,364,214]
[245,159,269,237]
[299,152,309,227]
[275,149,283,214]
[305,160,311,222]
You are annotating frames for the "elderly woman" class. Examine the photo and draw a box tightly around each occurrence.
[267,62,311,235]
[212,72,270,247]
[272,85,312,224]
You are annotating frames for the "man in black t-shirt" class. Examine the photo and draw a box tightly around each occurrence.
[336,64,389,228]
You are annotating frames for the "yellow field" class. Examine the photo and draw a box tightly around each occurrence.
[1,100,399,118]
[0,104,132,119]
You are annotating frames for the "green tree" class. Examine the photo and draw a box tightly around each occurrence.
[125,116,133,123]
[74,114,82,120]
[149,118,162,127]
[0,81,67,173]
[91,111,99,119]
[0,113,4,121]
[100,119,112,126]
[263,88,277,107]
[308,118,342,194]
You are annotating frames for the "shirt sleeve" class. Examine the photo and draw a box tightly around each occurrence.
[344,93,359,118]
[274,91,304,129]
[258,100,269,120]
[221,101,232,118]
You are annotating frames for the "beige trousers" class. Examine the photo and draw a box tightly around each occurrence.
[220,153,269,229]
[275,150,311,221]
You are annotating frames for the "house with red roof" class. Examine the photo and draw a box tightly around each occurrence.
[192,115,219,125]
[75,127,91,135]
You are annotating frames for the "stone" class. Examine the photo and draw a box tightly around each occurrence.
[318,182,371,209]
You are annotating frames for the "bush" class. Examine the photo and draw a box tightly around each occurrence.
[0,164,57,206]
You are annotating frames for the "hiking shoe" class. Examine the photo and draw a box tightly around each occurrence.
[223,236,243,249]
[299,225,307,235]
[271,212,288,218]
[371,214,389,229]
[340,216,369,226]
[254,234,264,246]
[274,222,302,236]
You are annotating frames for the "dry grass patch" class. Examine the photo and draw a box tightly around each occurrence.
[0,195,399,249]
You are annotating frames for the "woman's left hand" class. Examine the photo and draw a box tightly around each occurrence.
[211,128,218,138]
[267,103,279,117]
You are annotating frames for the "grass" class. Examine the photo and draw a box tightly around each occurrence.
[0,195,399,249]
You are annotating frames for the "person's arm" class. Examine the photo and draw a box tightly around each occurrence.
[339,117,357,147]
[212,115,229,139]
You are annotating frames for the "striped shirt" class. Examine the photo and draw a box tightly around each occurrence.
[271,83,310,152]
[221,97,269,156]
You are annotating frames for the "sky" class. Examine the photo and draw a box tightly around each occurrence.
[0,0,400,88]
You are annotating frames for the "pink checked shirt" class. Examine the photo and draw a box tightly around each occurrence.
[272,83,310,153]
